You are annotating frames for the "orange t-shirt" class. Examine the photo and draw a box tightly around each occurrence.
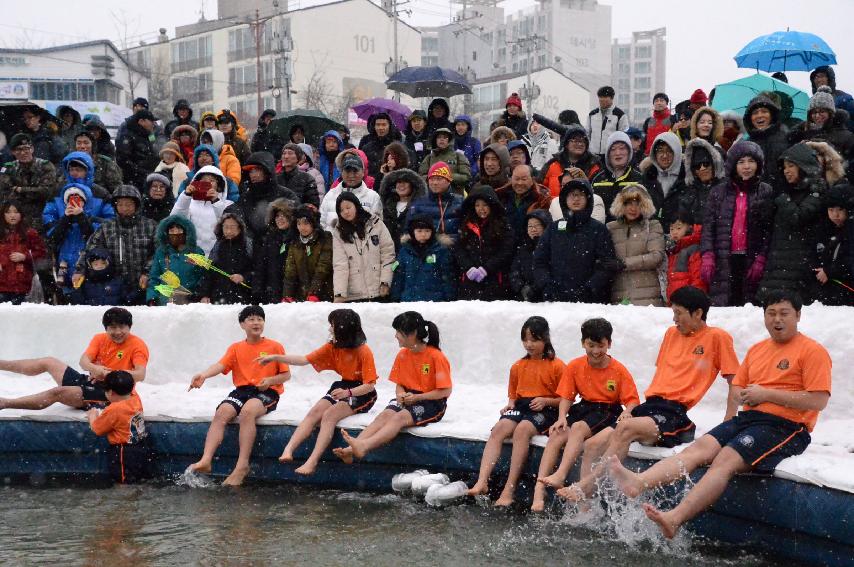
[90,394,146,445]
[389,346,452,394]
[306,343,378,384]
[84,333,149,371]
[557,356,640,406]
[218,338,290,394]
[508,357,565,399]
[644,326,740,409]
[733,333,832,432]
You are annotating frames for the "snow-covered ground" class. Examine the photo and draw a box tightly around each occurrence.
[0,301,851,493]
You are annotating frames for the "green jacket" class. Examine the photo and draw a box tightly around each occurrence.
[94,154,123,195]
[418,147,472,194]
[0,158,57,232]
[283,230,333,301]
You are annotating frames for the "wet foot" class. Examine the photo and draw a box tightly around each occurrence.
[643,503,679,539]
[494,490,514,507]
[530,497,546,513]
[278,450,294,464]
[539,472,566,488]
[222,464,250,486]
[189,460,212,474]
[341,430,365,460]
[294,462,317,476]
[609,456,643,498]
[333,447,354,465]
[466,481,488,497]
[555,484,585,503]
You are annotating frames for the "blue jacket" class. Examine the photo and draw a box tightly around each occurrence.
[406,190,464,240]
[176,144,240,202]
[453,115,482,179]
[43,182,116,279]
[533,179,616,302]
[69,248,128,306]
[316,129,343,187]
[146,214,206,304]
[391,239,456,302]
[60,151,95,186]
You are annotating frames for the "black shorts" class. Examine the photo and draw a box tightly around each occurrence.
[706,410,811,473]
[108,438,155,484]
[566,400,624,435]
[631,396,696,448]
[321,380,377,414]
[219,386,280,415]
[385,390,447,426]
[499,398,559,434]
[61,366,107,408]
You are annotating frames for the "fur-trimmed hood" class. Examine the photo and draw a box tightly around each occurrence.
[382,141,410,170]
[683,138,725,185]
[725,141,765,179]
[488,126,516,145]
[171,124,198,146]
[266,197,296,227]
[719,110,746,134]
[334,147,369,171]
[804,141,846,185]
[609,183,656,220]
[378,168,427,200]
[690,106,724,143]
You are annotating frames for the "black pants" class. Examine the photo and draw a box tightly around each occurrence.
[729,254,748,306]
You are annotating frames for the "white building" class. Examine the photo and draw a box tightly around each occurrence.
[127,0,421,128]
[612,27,667,126]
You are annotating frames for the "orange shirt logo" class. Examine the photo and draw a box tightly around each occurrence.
[260,352,268,358]
[692,345,704,355]
[606,379,616,392]
[777,359,790,370]
[116,351,124,360]
[422,364,431,375]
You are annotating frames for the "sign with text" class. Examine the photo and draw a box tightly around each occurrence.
[0,81,29,99]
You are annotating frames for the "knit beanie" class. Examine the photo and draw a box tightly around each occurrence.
[809,86,836,114]
[427,161,453,181]
[690,89,708,105]
[505,92,523,110]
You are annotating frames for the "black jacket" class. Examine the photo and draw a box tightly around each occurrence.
[201,235,253,304]
[358,112,404,179]
[276,166,320,208]
[116,116,158,190]
[509,209,551,301]
[252,226,293,304]
[232,152,298,240]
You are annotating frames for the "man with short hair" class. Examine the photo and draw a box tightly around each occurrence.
[319,151,382,230]
[642,93,675,156]
[743,94,789,186]
[358,112,403,179]
[404,110,430,169]
[164,99,199,138]
[276,144,320,208]
[587,86,629,158]
[0,133,57,233]
[496,164,551,243]
[610,290,830,540]
[116,109,160,190]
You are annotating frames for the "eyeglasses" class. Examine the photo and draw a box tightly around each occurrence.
[693,161,712,170]
[12,144,33,151]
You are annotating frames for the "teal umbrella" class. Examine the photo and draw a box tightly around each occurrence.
[711,73,808,121]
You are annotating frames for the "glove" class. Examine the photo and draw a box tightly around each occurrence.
[465,267,480,282]
[746,255,766,284]
[306,295,320,302]
[520,285,535,302]
[281,297,295,303]
[477,267,488,280]
[700,252,716,284]
[469,267,487,283]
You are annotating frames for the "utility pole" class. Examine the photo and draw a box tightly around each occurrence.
[508,34,542,111]
[384,0,410,101]
[273,25,294,112]
[247,8,277,115]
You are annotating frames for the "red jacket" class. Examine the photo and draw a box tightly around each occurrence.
[644,108,673,155]
[0,228,46,294]
[666,228,707,301]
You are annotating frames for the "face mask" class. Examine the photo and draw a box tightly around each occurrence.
[168,234,186,248]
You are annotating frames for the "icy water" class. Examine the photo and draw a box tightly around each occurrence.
[0,483,782,567]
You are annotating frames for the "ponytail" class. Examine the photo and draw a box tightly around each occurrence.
[392,311,441,350]
[521,316,556,360]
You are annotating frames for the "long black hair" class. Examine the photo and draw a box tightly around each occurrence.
[392,311,440,350]
[521,316,556,360]
[0,200,29,239]
[328,308,366,348]
[335,191,372,243]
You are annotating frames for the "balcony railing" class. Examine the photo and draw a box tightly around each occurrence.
[171,56,212,73]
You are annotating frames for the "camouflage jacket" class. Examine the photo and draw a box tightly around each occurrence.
[0,158,57,232]
[94,154,123,195]
[76,214,157,284]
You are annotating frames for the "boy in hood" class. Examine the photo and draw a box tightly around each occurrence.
[70,247,128,306]
[165,99,199,138]
[454,115,482,179]
[590,131,644,220]
[476,143,511,189]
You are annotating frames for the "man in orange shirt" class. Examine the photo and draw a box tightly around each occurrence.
[611,290,831,539]
[188,305,290,486]
[0,307,148,411]
[558,286,739,503]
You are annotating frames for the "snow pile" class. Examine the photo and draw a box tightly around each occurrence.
[0,301,851,492]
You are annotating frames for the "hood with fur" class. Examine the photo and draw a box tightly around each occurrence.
[334,148,369,171]
[683,138,725,185]
[378,168,427,200]
[171,124,198,145]
[266,197,296,227]
[719,110,746,134]
[609,183,656,220]
[382,141,410,170]
[804,141,846,185]
[488,126,516,145]
[690,106,724,142]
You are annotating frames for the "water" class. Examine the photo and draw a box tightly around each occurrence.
[0,482,781,567]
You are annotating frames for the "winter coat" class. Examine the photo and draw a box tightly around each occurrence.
[813,216,854,306]
[638,154,679,227]
[200,234,253,305]
[28,123,65,165]
[317,130,343,188]
[164,100,199,138]
[141,185,175,225]
[0,227,45,294]
[453,115,482,179]
[474,143,511,190]
[425,99,453,140]
[332,215,396,301]
[539,125,602,197]
[495,181,552,243]
[406,189,464,241]
[358,113,404,179]
[300,163,326,197]
[0,158,57,232]
[155,160,192,196]
[92,154,123,195]
[171,124,199,165]
[533,179,617,303]
[70,248,128,306]
[509,209,551,301]
[146,214,205,305]
[43,182,115,280]
[681,138,725,226]
[418,144,472,195]
[591,167,645,223]
[283,230,333,301]
[757,143,826,304]
[810,65,854,131]
[177,145,241,203]
[84,116,116,159]
[276,165,320,208]
[643,109,676,155]
[56,105,82,151]
[455,188,516,301]
[231,152,298,241]
[171,166,233,255]
[523,124,559,171]
[251,119,285,162]
[223,131,251,166]
[744,95,790,188]
[380,169,427,251]
[251,200,295,304]
[54,151,111,203]
[787,110,854,162]
[587,104,629,156]
[319,181,382,233]
[390,238,456,302]
[116,116,158,190]
[201,129,242,187]
[666,230,707,301]
[701,143,775,306]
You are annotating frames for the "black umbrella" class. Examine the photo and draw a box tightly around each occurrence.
[385,66,472,98]
[267,109,346,148]
[0,101,60,140]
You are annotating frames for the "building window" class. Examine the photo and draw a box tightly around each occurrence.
[634,61,651,74]
[634,77,651,89]
[617,94,629,107]
[634,108,647,124]
[634,92,650,104]
[228,24,272,62]
[422,37,439,52]
[171,72,212,104]
[230,98,258,126]
[30,81,96,101]
[133,49,151,72]
[635,45,652,58]
[618,46,630,60]
[618,63,630,75]
[618,78,630,90]
[420,55,438,66]
[229,62,273,97]
[171,35,212,72]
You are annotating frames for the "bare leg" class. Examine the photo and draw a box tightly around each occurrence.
[0,386,84,410]
[341,410,413,459]
[223,399,267,486]
[611,435,721,498]
[644,447,749,539]
[333,410,398,464]
[0,357,69,385]
[532,428,568,512]
[280,399,332,462]
[296,402,354,475]
[495,421,537,507]
[468,419,517,496]
[541,421,592,488]
[190,403,237,474]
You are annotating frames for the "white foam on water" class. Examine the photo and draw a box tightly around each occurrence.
[175,465,215,489]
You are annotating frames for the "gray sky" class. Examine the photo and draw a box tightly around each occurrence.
[2,0,852,103]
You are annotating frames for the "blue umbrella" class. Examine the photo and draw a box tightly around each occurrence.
[712,74,809,121]
[735,30,836,72]
[386,66,472,98]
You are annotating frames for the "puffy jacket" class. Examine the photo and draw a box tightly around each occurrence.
[509,209,551,301]
[587,104,629,156]
[141,173,176,224]
[146,214,205,305]
[201,129,242,187]
[590,131,644,222]
[177,144,241,203]
[390,238,456,302]
[231,152,299,240]
[418,129,473,194]
[55,151,113,204]
[406,189,464,241]
[331,215,395,301]
[199,216,253,305]
[453,115,482,178]
[813,214,854,306]
[70,247,129,306]
[276,165,320,208]
[680,138,725,226]
[283,229,333,301]
[495,180,552,244]
[380,169,427,251]
[744,95,790,188]
[116,114,158,189]
[358,112,404,179]
[0,227,46,294]
[0,158,57,232]
[251,199,295,304]
[171,165,233,255]
[607,216,665,306]
[317,130,343,187]
[666,230,707,301]
[533,179,617,302]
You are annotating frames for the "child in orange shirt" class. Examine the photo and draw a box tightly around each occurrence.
[257,309,378,476]
[88,370,154,483]
[531,318,639,512]
[467,316,564,507]
[188,305,291,486]
[334,311,451,464]
[0,307,148,411]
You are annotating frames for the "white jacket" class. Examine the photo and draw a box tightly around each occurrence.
[587,105,629,156]
[549,193,606,224]
[170,165,233,255]
[319,181,383,231]
[155,160,191,197]
[332,215,396,301]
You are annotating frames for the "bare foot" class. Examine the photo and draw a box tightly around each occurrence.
[609,456,643,498]
[539,472,566,488]
[222,464,250,486]
[341,430,366,460]
[555,484,585,503]
[466,481,489,497]
[530,497,546,513]
[333,447,354,465]
[294,462,317,476]
[494,490,514,507]
[643,503,680,539]
[189,460,212,474]
[278,450,294,463]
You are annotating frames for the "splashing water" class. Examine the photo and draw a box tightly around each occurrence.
[175,466,215,488]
